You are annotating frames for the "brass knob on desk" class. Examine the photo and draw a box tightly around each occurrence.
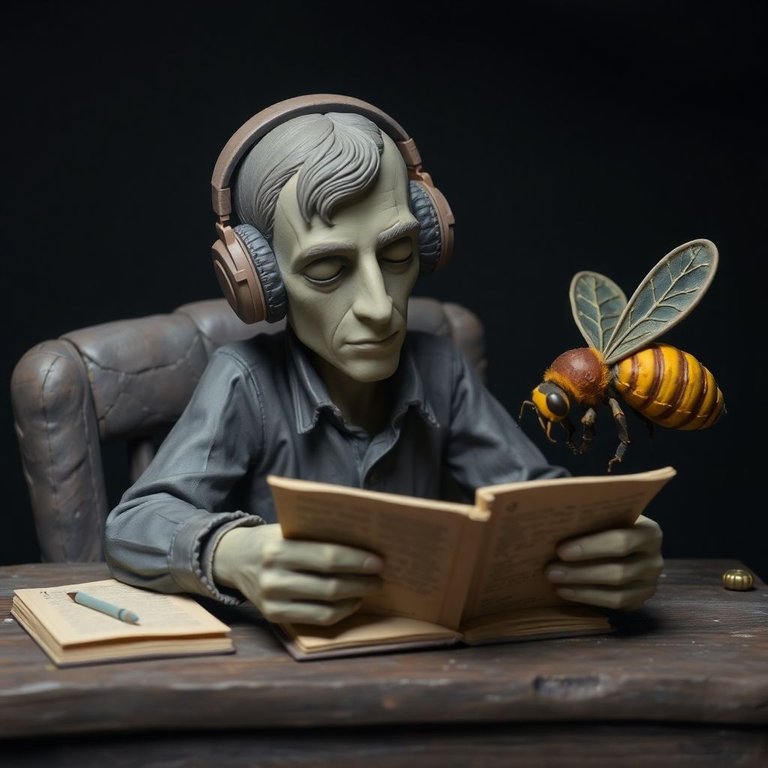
[721,568,754,591]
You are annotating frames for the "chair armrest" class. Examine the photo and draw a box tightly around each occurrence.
[11,340,107,561]
[62,314,210,441]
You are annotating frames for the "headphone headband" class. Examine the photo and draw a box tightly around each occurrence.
[210,93,454,325]
[211,93,423,218]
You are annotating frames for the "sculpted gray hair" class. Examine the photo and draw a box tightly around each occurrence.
[233,112,385,241]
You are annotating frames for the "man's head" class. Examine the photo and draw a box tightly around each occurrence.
[234,112,419,384]
[210,96,454,392]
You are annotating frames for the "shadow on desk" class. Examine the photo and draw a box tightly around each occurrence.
[1,559,766,767]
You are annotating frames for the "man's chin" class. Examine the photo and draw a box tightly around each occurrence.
[340,356,401,383]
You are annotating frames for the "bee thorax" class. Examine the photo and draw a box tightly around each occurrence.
[545,347,609,405]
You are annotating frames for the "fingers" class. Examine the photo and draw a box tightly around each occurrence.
[556,515,662,561]
[257,565,383,626]
[261,597,365,626]
[261,569,383,602]
[553,582,659,611]
[547,516,664,611]
[546,552,664,588]
[262,538,384,575]
[213,525,386,626]
[546,552,664,609]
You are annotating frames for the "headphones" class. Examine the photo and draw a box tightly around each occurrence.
[210,94,455,324]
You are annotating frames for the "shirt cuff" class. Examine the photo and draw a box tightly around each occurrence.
[169,511,264,605]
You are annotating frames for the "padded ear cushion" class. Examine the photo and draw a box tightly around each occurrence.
[233,224,287,322]
[409,181,443,274]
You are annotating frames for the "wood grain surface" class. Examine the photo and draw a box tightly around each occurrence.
[1,559,766,766]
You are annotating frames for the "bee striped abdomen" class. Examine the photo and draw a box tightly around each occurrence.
[612,343,725,430]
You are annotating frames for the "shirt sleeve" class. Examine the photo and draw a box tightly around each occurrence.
[104,347,266,605]
[444,341,571,494]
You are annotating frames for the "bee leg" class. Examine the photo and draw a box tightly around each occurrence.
[606,396,630,472]
[578,408,598,454]
[562,418,579,454]
[607,442,629,472]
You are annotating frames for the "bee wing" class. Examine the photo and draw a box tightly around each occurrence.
[569,271,628,351]
[602,238,719,365]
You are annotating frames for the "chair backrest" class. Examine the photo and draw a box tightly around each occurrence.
[11,297,487,563]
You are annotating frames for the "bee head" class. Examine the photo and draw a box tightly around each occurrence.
[531,382,570,423]
[519,382,571,443]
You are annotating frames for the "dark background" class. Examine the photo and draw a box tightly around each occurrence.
[3,1,765,577]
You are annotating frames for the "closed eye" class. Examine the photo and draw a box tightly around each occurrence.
[378,236,414,269]
[302,256,347,285]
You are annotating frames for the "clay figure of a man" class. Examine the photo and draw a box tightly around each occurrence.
[105,96,663,625]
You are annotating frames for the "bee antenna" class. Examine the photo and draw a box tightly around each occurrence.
[518,399,535,421]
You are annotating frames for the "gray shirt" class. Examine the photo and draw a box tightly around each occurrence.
[104,328,568,604]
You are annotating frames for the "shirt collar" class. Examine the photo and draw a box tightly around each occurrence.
[285,328,440,435]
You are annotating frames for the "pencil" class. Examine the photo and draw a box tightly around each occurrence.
[67,591,140,624]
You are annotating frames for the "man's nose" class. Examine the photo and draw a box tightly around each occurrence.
[351,253,393,324]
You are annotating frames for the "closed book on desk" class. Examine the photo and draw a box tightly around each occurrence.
[269,466,676,660]
[11,578,235,667]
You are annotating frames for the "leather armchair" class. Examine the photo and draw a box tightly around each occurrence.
[11,297,487,562]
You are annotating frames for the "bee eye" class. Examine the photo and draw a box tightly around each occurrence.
[531,382,570,423]
[546,391,569,418]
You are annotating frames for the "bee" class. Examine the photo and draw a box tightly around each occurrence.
[519,238,726,471]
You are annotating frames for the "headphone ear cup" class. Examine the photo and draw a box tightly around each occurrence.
[409,181,444,275]
[232,224,288,323]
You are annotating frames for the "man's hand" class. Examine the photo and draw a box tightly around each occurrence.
[545,515,664,610]
[212,524,384,625]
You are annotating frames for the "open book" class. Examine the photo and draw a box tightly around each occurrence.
[268,466,676,660]
[11,578,235,667]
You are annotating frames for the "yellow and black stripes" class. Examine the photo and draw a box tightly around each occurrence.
[612,343,724,430]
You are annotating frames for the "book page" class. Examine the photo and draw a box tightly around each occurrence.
[279,614,462,654]
[460,604,611,645]
[269,476,488,630]
[462,467,676,623]
[12,579,232,647]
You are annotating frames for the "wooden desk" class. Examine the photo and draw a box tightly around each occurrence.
[1,559,766,767]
